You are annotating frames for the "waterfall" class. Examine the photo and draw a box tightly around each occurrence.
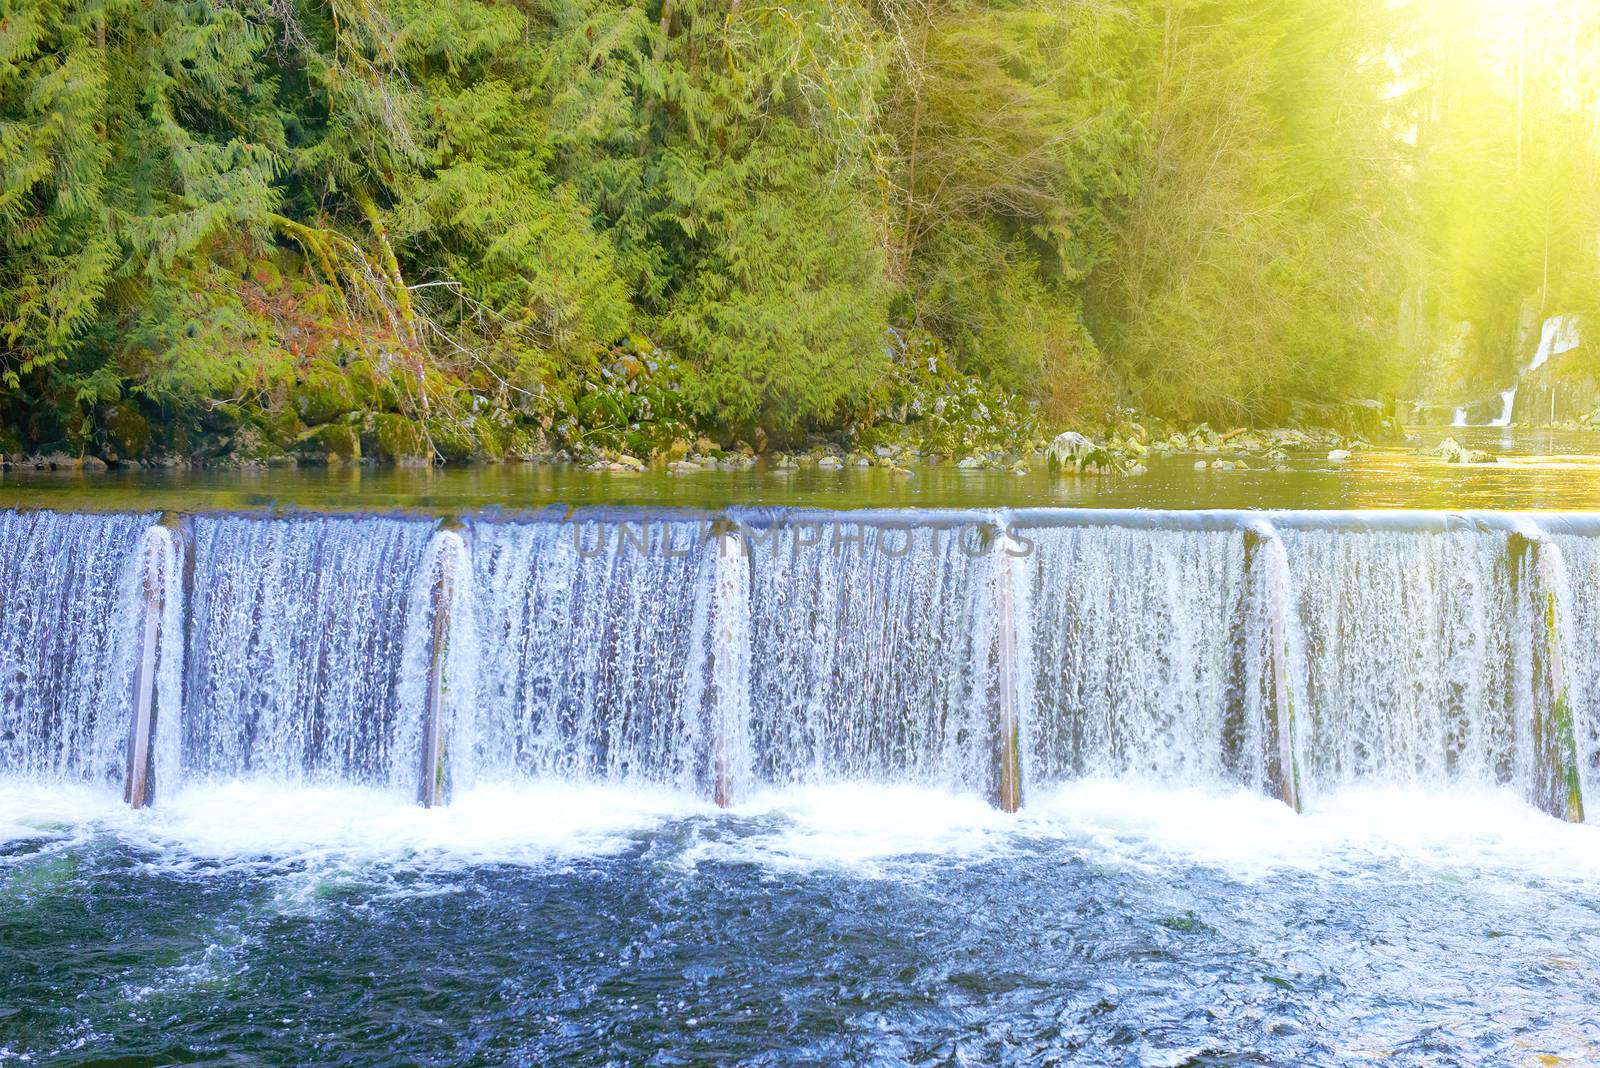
[1282,524,1516,792]
[741,516,997,792]
[0,510,154,783]
[468,514,717,792]
[184,514,435,784]
[1021,523,1248,788]
[0,506,1595,821]
[1490,386,1517,427]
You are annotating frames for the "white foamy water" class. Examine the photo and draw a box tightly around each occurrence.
[5,779,1597,891]
[0,781,707,871]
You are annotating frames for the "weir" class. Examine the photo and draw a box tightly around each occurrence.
[0,507,1594,822]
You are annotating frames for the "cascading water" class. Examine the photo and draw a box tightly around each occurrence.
[467,515,719,793]
[0,510,154,783]
[1020,523,1251,788]
[1281,524,1516,790]
[183,513,435,785]
[741,516,998,793]
[0,506,1594,822]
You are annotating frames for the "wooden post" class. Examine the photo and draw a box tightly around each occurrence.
[125,523,180,809]
[711,525,745,808]
[994,530,1023,813]
[123,538,163,808]
[419,529,464,809]
[1512,530,1586,822]
[1542,580,1584,823]
[1244,527,1301,813]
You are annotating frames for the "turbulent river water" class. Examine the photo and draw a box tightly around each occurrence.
[4,436,1600,1065]
[4,782,1598,1065]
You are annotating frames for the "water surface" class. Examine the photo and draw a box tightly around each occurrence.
[8,428,1600,514]
[3,782,1597,1066]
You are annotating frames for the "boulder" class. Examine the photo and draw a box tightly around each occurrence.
[1046,431,1121,473]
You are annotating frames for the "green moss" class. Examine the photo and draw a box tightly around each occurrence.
[292,361,358,425]
[1548,590,1585,822]
[104,405,152,456]
[344,358,383,409]
[428,418,476,464]
[502,426,547,461]
[368,413,432,465]
[296,421,360,461]
[471,416,506,462]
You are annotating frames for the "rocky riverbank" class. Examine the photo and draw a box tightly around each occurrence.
[0,331,1402,476]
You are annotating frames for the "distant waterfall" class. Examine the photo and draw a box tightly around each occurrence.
[1,507,1596,820]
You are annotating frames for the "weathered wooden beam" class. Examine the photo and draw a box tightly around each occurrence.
[993,530,1023,813]
[125,522,180,809]
[710,525,748,808]
[419,528,466,809]
[1511,530,1586,823]
[1243,527,1301,813]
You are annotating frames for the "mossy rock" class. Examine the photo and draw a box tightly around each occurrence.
[293,361,358,425]
[471,416,507,461]
[502,425,547,461]
[428,418,477,464]
[367,413,432,466]
[257,407,307,450]
[295,422,360,462]
[344,358,384,409]
[106,405,152,455]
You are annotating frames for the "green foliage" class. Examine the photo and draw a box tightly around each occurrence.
[863,329,1038,456]
[3,0,1596,460]
[1091,0,1410,423]
[551,336,696,458]
[887,0,1142,408]
[641,0,891,432]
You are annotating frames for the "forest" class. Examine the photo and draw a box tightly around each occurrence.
[2,0,1598,463]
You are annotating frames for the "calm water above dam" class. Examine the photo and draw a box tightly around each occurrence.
[4,435,1600,1065]
[8,427,1600,514]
